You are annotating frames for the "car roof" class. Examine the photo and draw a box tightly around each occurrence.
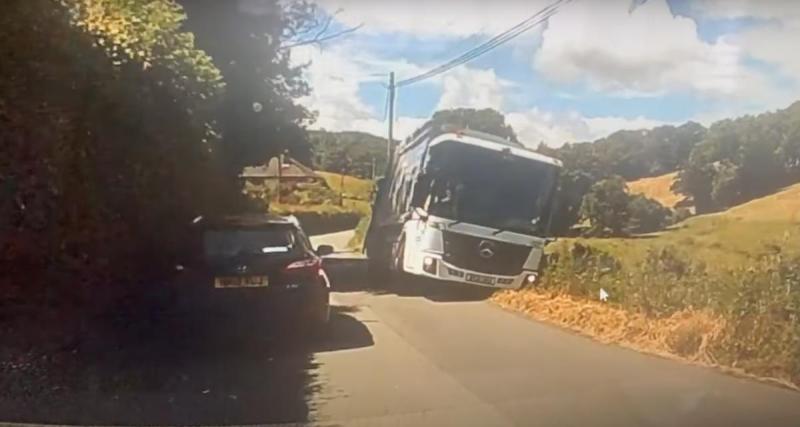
[200,213,300,230]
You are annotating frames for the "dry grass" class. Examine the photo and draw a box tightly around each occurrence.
[317,171,374,201]
[491,290,799,390]
[723,182,800,222]
[492,290,725,362]
[626,171,684,208]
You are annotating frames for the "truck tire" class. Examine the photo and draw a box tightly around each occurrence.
[389,236,414,293]
[366,239,391,288]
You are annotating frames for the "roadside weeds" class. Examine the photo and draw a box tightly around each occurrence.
[491,289,800,392]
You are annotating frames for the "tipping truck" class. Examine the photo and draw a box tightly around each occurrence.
[364,123,562,290]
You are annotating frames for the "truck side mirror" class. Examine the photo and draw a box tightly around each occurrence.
[316,244,334,256]
[413,207,429,221]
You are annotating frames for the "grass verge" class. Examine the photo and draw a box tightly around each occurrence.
[493,183,800,388]
[347,215,370,250]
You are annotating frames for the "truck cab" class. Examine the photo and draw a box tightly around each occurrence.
[366,125,562,290]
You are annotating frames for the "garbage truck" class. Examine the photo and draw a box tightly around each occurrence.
[364,123,562,289]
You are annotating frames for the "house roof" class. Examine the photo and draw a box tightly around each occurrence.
[240,156,323,180]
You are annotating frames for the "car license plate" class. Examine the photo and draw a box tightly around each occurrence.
[214,276,268,288]
[465,273,495,285]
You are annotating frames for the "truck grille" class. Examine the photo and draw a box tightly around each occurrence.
[442,231,530,276]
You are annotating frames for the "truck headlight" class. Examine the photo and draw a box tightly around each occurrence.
[423,256,437,274]
[524,273,538,286]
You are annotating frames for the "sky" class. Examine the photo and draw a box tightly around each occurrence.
[289,0,800,147]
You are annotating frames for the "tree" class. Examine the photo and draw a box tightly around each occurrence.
[579,177,631,236]
[672,103,800,213]
[177,0,318,176]
[309,130,387,178]
[628,194,670,233]
[427,108,518,142]
[1,0,230,301]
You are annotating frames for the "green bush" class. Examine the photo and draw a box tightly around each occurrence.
[1,0,229,305]
[628,194,671,233]
[542,241,800,383]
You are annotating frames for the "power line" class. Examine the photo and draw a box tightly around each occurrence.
[396,0,570,88]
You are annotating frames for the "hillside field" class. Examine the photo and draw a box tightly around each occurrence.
[573,181,800,271]
[318,171,374,202]
[626,171,684,208]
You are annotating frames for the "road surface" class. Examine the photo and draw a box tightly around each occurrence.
[310,229,356,254]
[310,287,800,426]
[4,234,800,426]
[309,227,800,426]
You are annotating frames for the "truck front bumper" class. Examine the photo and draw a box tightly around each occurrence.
[409,253,536,290]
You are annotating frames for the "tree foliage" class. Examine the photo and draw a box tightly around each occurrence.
[628,194,671,233]
[540,123,703,235]
[427,108,519,142]
[673,102,800,213]
[1,0,230,301]
[177,0,318,173]
[309,130,387,179]
[579,177,632,237]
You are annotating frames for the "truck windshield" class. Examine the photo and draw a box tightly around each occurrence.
[421,141,558,235]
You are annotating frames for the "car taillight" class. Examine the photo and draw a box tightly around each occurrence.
[285,258,321,272]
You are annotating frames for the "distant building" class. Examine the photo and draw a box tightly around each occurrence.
[240,156,327,194]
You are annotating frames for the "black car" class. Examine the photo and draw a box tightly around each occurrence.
[186,213,334,333]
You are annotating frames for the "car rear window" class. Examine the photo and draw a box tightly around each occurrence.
[203,227,299,257]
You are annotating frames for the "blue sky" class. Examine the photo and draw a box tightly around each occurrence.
[291,0,800,146]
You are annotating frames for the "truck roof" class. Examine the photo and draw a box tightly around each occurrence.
[401,124,562,168]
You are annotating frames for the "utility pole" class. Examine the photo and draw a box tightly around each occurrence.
[339,170,345,207]
[276,153,283,204]
[386,72,396,175]
[371,156,376,180]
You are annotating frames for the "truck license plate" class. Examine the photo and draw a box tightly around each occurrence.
[465,273,495,285]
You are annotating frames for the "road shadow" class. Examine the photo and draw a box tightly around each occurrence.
[323,257,495,303]
[315,305,374,353]
[0,291,371,426]
[384,276,496,302]
[323,256,370,292]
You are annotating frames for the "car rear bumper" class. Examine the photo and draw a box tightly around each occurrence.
[181,275,329,322]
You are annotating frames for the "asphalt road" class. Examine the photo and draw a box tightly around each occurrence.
[4,231,800,426]
[310,229,356,253]
[311,283,800,427]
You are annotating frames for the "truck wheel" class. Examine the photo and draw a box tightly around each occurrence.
[366,242,391,288]
[391,236,405,274]
[389,236,411,292]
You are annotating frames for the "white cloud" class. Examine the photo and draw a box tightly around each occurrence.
[315,0,554,37]
[290,44,428,140]
[534,0,774,100]
[292,39,674,147]
[689,0,800,113]
[691,0,800,21]
[507,109,672,147]
[693,0,800,73]
[436,67,510,111]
